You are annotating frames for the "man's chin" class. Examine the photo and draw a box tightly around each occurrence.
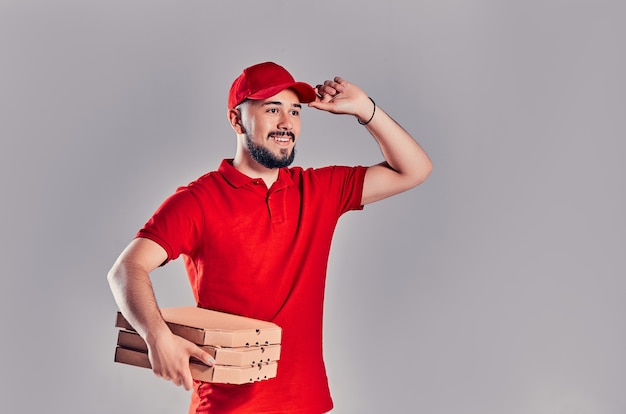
[246,134,296,168]
[253,151,295,169]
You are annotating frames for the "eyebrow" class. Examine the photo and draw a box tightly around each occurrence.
[262,101,302,108]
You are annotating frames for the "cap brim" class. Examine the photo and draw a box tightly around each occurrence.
[248,81,316,104]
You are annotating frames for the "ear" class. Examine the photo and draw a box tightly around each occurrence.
[228,108,245,134]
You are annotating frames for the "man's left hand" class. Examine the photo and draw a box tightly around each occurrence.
[308,77,374,124]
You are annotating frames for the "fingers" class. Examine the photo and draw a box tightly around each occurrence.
[164,371,191,389]
[333,76,347,87]
[176,347,214,390]
[151,358,193,390]
[308,76,368,117]
[148,335,210,391]
[180,369,194,391]
[190,346,215,367]
[315,77,348,102]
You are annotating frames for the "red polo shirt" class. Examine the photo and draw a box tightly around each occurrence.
[137,159,367,414]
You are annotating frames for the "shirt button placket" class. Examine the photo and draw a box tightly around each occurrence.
[267,192,284,223]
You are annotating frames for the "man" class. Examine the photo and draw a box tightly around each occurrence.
[108,61,432,413]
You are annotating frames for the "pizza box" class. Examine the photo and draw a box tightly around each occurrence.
[117,329,281,367]
[114,346,278,384]
[115,306,281,347]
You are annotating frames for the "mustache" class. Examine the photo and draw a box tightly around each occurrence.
[268,131,295,142]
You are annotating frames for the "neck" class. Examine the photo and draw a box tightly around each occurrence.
[232,152,280,188]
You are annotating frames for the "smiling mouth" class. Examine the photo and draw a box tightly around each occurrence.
[269,131,295,143]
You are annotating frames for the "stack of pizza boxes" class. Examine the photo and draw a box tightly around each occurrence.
[114,307,282,384]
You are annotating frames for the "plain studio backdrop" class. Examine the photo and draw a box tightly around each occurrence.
[1,1,624,413]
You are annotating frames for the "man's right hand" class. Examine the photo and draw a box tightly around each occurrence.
[146,331,215,390]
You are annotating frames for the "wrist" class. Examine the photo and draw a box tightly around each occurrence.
[357,97,376,125]
[144,319,172,346]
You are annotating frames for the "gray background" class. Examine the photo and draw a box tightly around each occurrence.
[1,1,624,413]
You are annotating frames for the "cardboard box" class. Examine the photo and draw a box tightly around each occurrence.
[117,330,281,367]
[115,307,282,347]
[114,347,278,384]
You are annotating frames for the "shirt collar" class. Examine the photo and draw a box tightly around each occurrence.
[218,159,294,190]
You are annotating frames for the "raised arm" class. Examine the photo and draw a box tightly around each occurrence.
[308,77,432,205]
[107,237,214,390]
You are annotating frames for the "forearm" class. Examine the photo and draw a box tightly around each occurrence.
[108,252,213,389]
[363,103,432,184]
[359,102,433,204]
[107,261,170,343]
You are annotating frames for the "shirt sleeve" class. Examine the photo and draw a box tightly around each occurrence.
[136,187,204,265]
[311,165,368,216]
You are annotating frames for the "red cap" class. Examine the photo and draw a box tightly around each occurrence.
[228,62,317,109]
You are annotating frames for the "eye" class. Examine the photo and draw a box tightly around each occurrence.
[267,108,278,114]
[291,110,300,116]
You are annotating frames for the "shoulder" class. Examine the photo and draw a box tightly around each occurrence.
[291,165,367,179]
[286,165,367,190]
[186,170,221,187]
[155,170,221,213]
[179,170,223,196]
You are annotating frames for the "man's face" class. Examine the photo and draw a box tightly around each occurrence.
[239,88,302,169]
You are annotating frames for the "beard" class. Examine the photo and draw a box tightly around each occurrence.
[245,131,296,169]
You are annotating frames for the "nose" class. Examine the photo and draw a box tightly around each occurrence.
[277,112,292,130]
